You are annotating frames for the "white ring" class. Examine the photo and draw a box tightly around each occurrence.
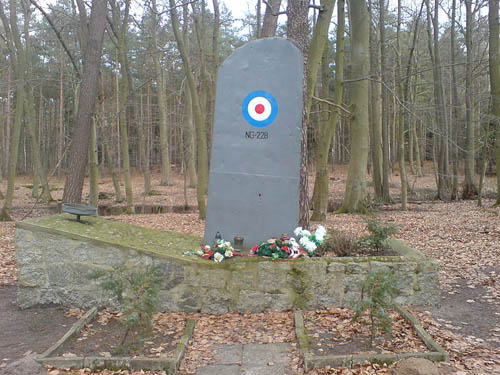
[247,97,272,121]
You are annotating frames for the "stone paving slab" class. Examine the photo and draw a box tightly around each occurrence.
[196,364,241,375]
[195,343,290,375]
[242,342,289,365]
[213,344,243,364]
[241,363,286,374]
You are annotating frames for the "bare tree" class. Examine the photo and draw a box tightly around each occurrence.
[261,0,282,37]
[489,0,500,204]
[339,0,370,212]
[169,0,209,219]
[62,0,108,204]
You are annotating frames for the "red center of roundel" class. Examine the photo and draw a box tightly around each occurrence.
[255,104,265,114]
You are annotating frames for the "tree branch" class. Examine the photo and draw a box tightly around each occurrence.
[262,0,287,16]
[312,95,351,114]
[152,0,198,16]
[309,4,323,11]
[30,0,81,80]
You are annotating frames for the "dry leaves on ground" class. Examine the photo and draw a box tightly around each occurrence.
[304,308,427,356]
[0,223,16,285]
[180,311,296,374]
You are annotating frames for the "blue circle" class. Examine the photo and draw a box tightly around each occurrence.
[242,90,278,127]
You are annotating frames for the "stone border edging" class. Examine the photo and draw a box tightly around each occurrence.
[39,306,98,359]
[37,308,196,373]
[294,306,448,372]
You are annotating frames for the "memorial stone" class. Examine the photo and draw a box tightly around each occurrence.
[204,38,303,248]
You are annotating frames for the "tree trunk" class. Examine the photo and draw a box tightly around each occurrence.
[3,64,12,179]
[137,89,151,195]
[169,0,208,219]
[110,0,134,214]
[463,0,477,199]
[151,0,172,186]
[184,83,198,188]
[396,0,407,210]
[23,2,53,203]
[62,0,107,204]
[489,0,500,204]
[101,78,124,203]
[57,54,65,177]
[89,117,99,206]
[311,0,345,220]
[0,0,27,220]
[379,0,392,202]
[287,0,310,228]
[256,0,262,37]
[339,0,370,213]
[369,0,383,200]
[450,0,459,198]
[425,0,450,200]
[261,0,281,37]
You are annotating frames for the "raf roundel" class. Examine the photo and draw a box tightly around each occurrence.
[242,90,278,127]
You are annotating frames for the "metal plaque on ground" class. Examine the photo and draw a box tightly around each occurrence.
[204,38,303,248]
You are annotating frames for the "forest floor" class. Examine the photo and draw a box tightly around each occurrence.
[0,163,499,374]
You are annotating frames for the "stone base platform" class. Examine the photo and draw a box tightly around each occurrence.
[15,215,440,314]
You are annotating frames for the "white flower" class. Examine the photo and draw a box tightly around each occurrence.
[214,252,224,262]
[315,225,326,236]
[299,237,309,247]
[299,237,317,252]
[315,226,327,243]
[204,245,211,250]
[301,229,311,238]
[224,241,232,248]
[294,227,303,237]
[196,249,205,256]
[225,249,233,258]
[304,241,317,252]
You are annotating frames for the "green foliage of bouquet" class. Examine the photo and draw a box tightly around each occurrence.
[251,236,300,259]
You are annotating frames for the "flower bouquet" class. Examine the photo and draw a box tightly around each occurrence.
[251,235,302,259]
[194,239,236,262]
[186,226,328,262]
[294,225,327,256]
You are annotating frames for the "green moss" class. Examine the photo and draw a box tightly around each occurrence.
[24,214,201,259]
[288,266,310,309]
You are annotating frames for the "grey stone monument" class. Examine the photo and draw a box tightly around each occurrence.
[204,38,303,248]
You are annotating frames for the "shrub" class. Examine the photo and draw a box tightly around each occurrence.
[316,229,359,257]
[352,270,399,345]
[89,264,164,345]
[357,219,398,251]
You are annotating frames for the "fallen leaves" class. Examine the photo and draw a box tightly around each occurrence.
[180,311,296,374]
[304,308,427,357]
[0,223,16,285]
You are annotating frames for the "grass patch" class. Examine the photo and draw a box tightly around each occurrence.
[24,214,202,258]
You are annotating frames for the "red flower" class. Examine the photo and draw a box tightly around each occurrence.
[270,243,277,249]
[281,246,290,253]
[251,245,259,253]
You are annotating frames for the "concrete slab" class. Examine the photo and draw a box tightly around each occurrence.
[242,343,290,365]
[213,344,243,364]
[241,363,286,375]
[196,364,241,375]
